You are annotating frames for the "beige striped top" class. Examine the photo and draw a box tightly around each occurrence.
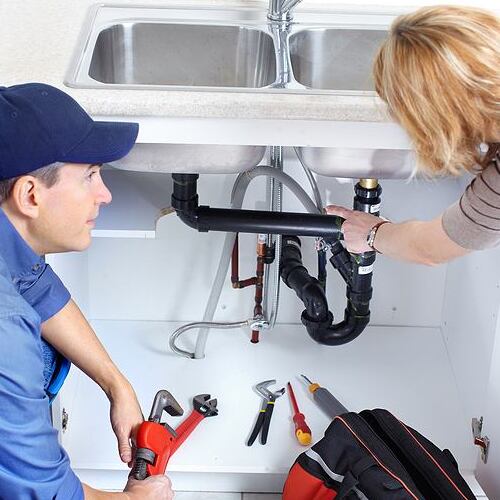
[442,155,500,250]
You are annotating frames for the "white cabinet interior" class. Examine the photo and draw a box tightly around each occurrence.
[48,152,499,496]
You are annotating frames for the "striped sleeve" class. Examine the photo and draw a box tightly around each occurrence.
[442,158,500,250]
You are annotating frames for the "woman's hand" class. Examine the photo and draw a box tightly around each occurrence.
[326,205,385,253]
[108,382,144,466]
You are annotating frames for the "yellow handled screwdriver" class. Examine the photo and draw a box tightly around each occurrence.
[287,382,312,446]
[301,375,348,418]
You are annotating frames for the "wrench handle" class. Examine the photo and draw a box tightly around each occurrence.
[247,410,265,446]
[260,402,275,444]
[170,410,204,455]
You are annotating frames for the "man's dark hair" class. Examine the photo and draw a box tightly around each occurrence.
[0,163,63,205]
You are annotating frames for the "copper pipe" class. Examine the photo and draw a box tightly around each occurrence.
[236,277,258,289]
[231,234,259,289]
[251,236,267,344]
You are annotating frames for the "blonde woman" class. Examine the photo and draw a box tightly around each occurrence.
[326,5,500,265]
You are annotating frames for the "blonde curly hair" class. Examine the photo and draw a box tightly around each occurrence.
[373,5,500,175]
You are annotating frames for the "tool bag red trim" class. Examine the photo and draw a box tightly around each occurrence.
[283,409,476,500]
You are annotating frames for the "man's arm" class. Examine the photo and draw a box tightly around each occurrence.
[41,299,143,464]
[325,205,470,265]
[0,309,85,499]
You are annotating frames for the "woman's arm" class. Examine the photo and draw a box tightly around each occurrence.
[325,205,470,265]
[41,299,143,464]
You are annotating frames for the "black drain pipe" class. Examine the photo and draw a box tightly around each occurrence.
[171,173,344,240]
[280,180,381,345]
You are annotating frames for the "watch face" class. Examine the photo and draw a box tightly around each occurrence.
[367,228,375,247]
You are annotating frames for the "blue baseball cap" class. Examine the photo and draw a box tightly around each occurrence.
[0,83,139,181]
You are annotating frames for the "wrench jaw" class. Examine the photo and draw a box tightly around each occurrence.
[148,390,184,422]
[193,394,218,417]
[131,390,184,481]
[132,391,219,480]
[255,380,286,402]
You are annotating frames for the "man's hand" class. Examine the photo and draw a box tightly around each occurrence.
[83,475,174,499]
[124,476,174,500]
[326,205,384,253]
[109,383,144,466]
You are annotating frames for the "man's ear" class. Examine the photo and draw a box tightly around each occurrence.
[9,176,42,219]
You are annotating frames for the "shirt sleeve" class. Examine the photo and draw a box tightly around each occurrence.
[442,160,500,250]
[0,311,83,500]
[21,262,71,323]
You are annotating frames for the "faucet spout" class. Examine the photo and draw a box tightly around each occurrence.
[268,0,303,22]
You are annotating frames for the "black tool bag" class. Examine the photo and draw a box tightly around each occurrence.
[283,409,476,499]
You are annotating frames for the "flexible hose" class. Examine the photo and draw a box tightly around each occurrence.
[232,165,319,214]
[294,147,328,285]
[170,320,252,359]
[294,147,323,211]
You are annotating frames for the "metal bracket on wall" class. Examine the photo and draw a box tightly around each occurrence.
[62,408,69,433]
[472,416,490,464]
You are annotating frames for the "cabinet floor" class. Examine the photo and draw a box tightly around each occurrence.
[57,321,479,493]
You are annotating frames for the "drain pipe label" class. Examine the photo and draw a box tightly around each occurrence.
[370,203,381,214]
[358,264,374,275]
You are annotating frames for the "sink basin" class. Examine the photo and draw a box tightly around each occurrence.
[297,147,415,179]
[89,23,276,88]
[110,143,267,174]
[288,28,410,179]
[289,28,388,91]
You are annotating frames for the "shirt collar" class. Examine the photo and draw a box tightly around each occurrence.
[0,207,44,282]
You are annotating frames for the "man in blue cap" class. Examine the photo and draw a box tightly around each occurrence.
[0,83,173,499]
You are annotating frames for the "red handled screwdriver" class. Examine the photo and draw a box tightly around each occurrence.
[287,382,312,446]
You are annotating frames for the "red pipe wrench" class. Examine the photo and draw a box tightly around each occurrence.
[131,390,218,480]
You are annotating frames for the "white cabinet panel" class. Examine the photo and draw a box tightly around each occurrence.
[476,303,500,499]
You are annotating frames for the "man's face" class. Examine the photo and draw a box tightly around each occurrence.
[36,163,112,253]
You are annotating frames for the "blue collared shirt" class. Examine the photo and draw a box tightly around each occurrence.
[0,208,83,499]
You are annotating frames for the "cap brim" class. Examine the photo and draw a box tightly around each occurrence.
[60,121,139,165]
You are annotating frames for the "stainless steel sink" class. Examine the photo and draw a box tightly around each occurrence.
[287,27,411,179]
[297,147,415,179]
[289,28,387,91]
[66,5,392,94]
[66,5,406,177]
[89,23,276,88]
[109,143,267,174]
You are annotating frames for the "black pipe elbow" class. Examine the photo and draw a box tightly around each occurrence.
[302,309,370,346]
[281,236,373,346]
[280,236,329,322]
[175,209,200,230]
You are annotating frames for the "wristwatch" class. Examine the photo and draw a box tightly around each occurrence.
[366,220,391,253]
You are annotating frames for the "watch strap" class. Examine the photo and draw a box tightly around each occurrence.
[367,220,391,253]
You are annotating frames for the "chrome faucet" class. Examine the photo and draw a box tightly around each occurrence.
[268,0,303,22]
[267,0,303,87]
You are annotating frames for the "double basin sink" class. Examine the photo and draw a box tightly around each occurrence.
[67,6,413,178]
